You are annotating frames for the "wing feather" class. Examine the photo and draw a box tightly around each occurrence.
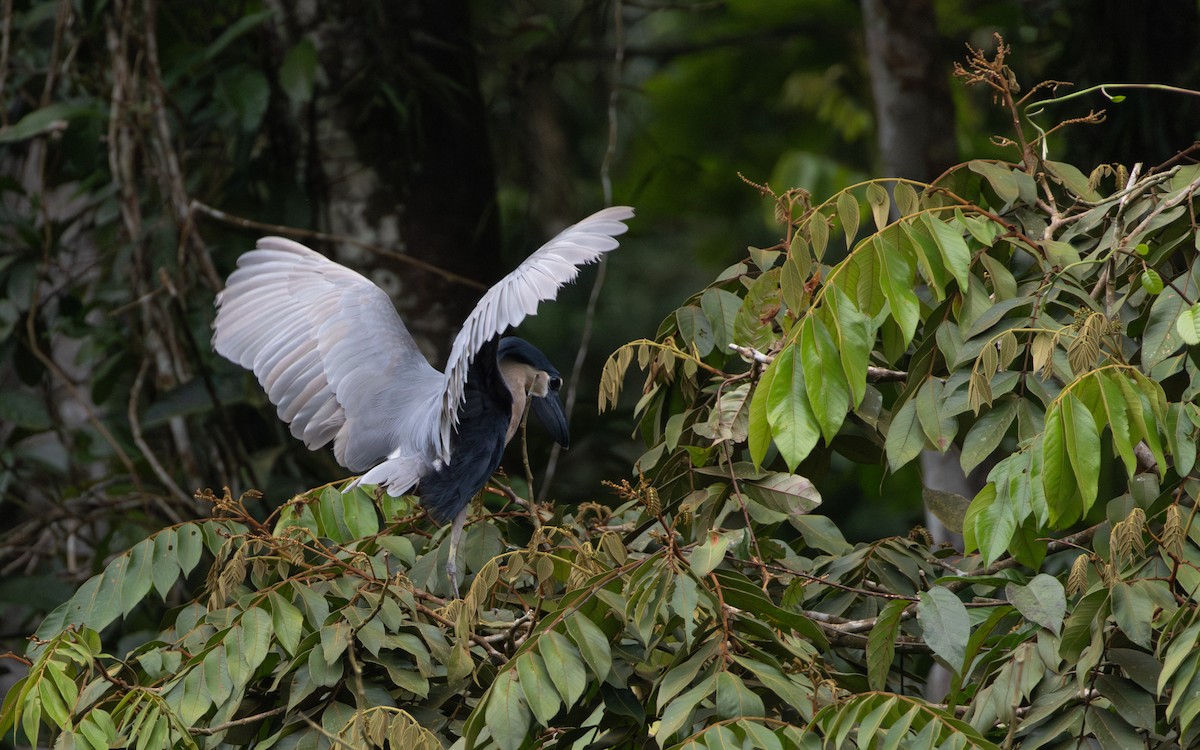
[213,237,443,482]
[438,206,633,455]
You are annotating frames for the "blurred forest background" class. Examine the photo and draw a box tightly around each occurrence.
[1,0,1198,667]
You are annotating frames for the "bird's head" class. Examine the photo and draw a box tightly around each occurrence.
[497,336,570,449]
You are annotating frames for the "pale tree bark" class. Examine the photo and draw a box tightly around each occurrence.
[265,0,501,363]
[861,0,956,182]
[861,0,975,704]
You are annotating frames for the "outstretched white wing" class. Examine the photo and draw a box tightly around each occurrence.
[213,237,444,491]
[439,206,634,457]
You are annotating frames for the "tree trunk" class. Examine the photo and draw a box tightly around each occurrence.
[860,0,956,181]
[265,0,501,363]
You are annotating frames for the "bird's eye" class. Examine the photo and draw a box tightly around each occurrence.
[549,376,562,391]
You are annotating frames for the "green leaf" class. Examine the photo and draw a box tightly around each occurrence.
[320,619,351,665]
[921,213,971,291]
[734,268,783,353]
[1095,371,1137,477]
[866,182,891,230]
[1169,403,1198,478]
[800,315,851,442]
[215,64,270,132]
[733,656,813,712]
[486,669,531,750]
[1142,268,1164,295]
[748,358,776,468]
[1005,574,1065,635]
[203,644,234,705]
[538,630,586,706]
[979,253,1017,300]
[1044,160,1101,201]
[1096,674,1156,731]
[37,671,69,729]
[902,220,948,301]
[178,523,204,574]
[151,529,181,600]
[715,671,764,720]
[238,607,273,675]
[0,103,105,144]
[1041,408,1080,525]
[657,669,718,744]
[874,228,919,344]
[1060,392,1100,515]
[1143,280,1190,373]
[823,287,873,408]
[269,591,304,657]
[691,531,733,577]
[566,613,612,681]
[961,398,1017,473]
[120,539,155,616]
[789,514,851,554]
[340,486,380,538]
[676,305,715,356]
[922,487,970,535]
[1111,582,1152,649]
[671,575,700,647]
[915,377,957,452]
[1087,708,1144,750]
[657,641,720,712]
[202,9,273,61]
[780,253,808,315]
[916,587,969,674]
[280,39,318,106]
[744,472,822,515]
[837,191,860,249]
[171,665,211,725]
[1177,302,1200,345]
[701,288,743,352]
[867,600,907,690]
[1060,589,1110,664]
[809,213,830,260]
[893,182,919,217]
[516,652,560,725]
[885,397,925,471]
[765,344,821,471]
[968,160,1020,204]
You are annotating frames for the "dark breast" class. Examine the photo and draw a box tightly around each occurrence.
[418,338,513,524]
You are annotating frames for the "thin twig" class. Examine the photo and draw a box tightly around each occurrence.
[727,343,907,381]
[540,0,626,499]
[128,356,190,519]
[190,200,487,291]
[189,706,287,736]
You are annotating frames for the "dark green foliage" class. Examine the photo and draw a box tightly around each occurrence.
[7,2,1200,748]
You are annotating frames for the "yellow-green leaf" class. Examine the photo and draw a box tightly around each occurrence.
[836,191,860,249]
[921,213,971,290]
[885,397,925,471]
[566,613,612,681]
[765,344,820,471]
[516,653,560,726]
[1060,392,1100,515]
[538,630,586,706]
[823,287,872,408]
[1177,302,1200,345]
[486,669,531,750]
[874,228,919,344]
[800,315,851,442]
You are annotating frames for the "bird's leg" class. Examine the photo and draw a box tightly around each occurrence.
[446,505,469,598]
[519,402,535,502]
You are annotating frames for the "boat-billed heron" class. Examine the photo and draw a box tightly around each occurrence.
[212,206,634,594]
